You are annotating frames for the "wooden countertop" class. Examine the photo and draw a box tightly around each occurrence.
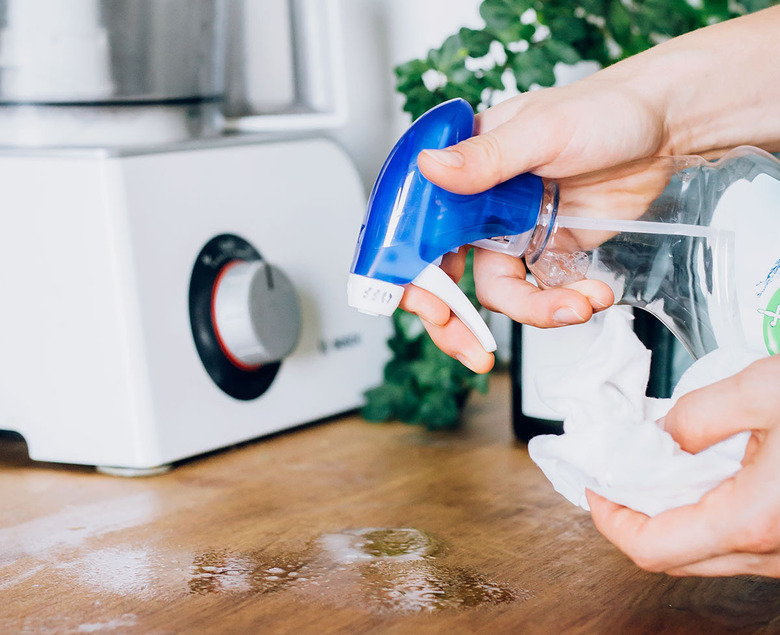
[1,373,778,634]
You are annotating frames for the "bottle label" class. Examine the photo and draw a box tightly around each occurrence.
[761,284,780,355]
[711,173,780,355]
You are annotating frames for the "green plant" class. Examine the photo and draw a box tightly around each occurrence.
[361,255,489,430]
[363,0,776,430]
[395,0,775,120]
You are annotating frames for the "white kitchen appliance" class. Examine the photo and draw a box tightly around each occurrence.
[0,0,389,473]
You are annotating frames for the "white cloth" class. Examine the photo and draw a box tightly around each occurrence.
[528,309,764,517]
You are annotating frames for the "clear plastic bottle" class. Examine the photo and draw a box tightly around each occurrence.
[348,98,780,361]
[504,148,780,359]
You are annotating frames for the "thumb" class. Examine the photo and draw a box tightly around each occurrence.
[417,106,567,195]
[663,356,780,454]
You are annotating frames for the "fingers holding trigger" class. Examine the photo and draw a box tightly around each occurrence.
[397,270,494,373]
[399,284,450,327]
[420,314,495,374]
[440,245,469,281]
[400,246,469,326]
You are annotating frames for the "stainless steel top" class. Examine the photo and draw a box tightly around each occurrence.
[0,0,226,105]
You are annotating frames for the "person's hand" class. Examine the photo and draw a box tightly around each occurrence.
[587,355,780,577]
[398,7,780,372]
[400,77,668,372]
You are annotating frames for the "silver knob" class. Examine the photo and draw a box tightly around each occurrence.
[212,260,302,369]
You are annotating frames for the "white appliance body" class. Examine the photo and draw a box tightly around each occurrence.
[0,137,389,470]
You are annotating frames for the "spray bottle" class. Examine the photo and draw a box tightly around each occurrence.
[348,98,780,360]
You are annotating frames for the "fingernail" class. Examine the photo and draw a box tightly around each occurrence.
[588,296,609,310]
[455,353,476,372]
[553,307,586,326]
[422,148,465,168]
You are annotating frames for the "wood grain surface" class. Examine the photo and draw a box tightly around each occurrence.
[0,373,778,634]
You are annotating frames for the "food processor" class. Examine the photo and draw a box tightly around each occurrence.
[0,0,388,474]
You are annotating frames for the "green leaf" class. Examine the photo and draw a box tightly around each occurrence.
[543,14,588,45]
[471,371,491,395]
[542,38,581,65]
[393,310,424,341]
[510,46,556,89]
[384,358,414,385]
[361,383,405,422]
[482,66,508,90]
[428,33,467,72]
[442,83,483,107]
[415,390,462,430]
[459,27,496,57]
[394,58,431,81]
[480,0,538,42]
[606,0,633,50]
[576,0,608,14]
[737,0,776,13]
[448,60,475,85]
[408,358,443,390]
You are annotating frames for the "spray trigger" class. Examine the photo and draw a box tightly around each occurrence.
[412,264,497,353]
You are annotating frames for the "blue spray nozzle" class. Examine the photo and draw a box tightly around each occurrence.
[347,98,546,353]
[350,98,545,284]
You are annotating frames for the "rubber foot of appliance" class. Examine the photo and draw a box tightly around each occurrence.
[95,464,172,478]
